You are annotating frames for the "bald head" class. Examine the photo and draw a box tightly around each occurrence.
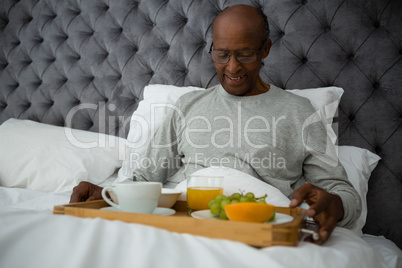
[209,4,272,96]
[212,5,269,43]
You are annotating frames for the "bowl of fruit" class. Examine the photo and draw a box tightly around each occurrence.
[208,192,276,223]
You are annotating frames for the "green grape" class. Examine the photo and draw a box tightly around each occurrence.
[215,194,226,202]
[208,199,215,208]
[239,196,250,203]
[230,193,241,200]
[245,192,255,200]
[219,208,228,220]
[220,199,231,207]
[231,199,240,204]
[210,202,221,215]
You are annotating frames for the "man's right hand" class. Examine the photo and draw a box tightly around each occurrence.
[69,181,103,203]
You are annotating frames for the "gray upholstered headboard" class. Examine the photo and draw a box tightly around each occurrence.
[0,0,401,248]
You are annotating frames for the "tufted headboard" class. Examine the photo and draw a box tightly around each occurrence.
[0,0,401,248]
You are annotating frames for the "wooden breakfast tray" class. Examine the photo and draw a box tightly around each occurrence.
[54,200,307,247]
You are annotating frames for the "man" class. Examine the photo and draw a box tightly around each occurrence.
[70,4,361,245]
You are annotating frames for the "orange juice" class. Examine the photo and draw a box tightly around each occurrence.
[187,187,223,210]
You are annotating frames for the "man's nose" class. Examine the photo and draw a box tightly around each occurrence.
[226,55,241,73]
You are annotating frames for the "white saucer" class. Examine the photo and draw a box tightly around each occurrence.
[100,207,175,216]
[191,210,293,224]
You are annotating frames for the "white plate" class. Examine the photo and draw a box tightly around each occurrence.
[100,207,175,216]
[191,210,293,224]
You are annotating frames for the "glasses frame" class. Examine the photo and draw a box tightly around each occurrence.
[208,39,267,64]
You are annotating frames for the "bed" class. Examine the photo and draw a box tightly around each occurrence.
[0,0,401,267]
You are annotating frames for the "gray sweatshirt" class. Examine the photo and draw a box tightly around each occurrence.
[133,84,361,228]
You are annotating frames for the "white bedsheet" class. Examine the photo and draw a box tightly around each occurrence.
[0,187,400,268]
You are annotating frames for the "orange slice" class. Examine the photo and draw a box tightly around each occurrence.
[224,203,275,223]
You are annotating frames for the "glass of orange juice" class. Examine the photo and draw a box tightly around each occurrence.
[187,175,223,215]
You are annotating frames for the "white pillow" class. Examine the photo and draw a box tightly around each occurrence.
[287,86,343,145]
[117,84,343,181]
[0,119,124,192]
[117,85,204,182]
[337,145,381,236]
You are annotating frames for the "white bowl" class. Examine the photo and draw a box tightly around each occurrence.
[158,188,182,208]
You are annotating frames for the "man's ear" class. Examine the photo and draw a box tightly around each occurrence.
[262,39,272,59]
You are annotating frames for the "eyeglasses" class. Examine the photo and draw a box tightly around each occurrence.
[209,40,267,64]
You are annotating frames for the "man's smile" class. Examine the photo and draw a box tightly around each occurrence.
[225,74,246,82]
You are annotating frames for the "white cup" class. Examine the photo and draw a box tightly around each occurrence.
[101,181,162,213]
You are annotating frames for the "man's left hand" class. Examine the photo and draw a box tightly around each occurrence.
[289,183,344,245]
